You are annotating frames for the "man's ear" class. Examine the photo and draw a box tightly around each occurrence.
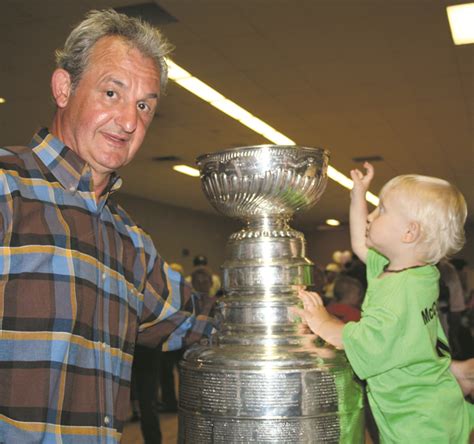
[51,69,72,108]
[403,221,421,244]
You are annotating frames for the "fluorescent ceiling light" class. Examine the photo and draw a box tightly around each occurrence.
[166,58,379,205]
[365,191,379,207]
[447,3,474,45]
[325,218,341,226]
[172,164,200,177]
[168,60,296,146]
[0,98,6,104]
[175,77,225,103]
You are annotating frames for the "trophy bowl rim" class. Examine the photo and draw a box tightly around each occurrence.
[196,144,330,165]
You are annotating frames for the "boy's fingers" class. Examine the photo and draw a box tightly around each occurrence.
[311,292,323,305]
[364,162,375,178]
[299,293,315,310]
[297,289,324,310]
[304,292,323,307]
[298,288,322,298]
[350,169,363,181]
[289,306,306,320]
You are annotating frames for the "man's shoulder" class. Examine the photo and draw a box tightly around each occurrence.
[0,145,32,158]
[0,145,35,172]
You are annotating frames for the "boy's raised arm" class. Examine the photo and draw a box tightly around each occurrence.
[349,162,374,264]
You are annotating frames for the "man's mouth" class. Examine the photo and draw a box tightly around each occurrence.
[103,132,130,146]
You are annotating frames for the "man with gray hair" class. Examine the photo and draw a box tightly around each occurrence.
[0,9,215,443]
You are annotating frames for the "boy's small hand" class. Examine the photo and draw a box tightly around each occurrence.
[291,289,332,335]
[350,161,374,195]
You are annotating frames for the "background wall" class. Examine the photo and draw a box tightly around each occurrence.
[304,228,351,267]
[114,192,474,276]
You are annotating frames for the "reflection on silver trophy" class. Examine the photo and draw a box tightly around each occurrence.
[178,145,364,443]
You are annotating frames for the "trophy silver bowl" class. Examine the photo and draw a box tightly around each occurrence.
[178,145,364,443]
[198,145,328,218]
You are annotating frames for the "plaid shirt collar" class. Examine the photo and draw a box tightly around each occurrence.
[29,127,123,197]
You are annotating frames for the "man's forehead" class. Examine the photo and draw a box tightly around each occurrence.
[81,38,160,94]
[89,36,160,75]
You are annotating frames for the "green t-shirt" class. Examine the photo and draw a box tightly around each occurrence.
[343,249,473,443]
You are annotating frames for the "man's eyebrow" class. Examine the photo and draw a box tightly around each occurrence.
[104,77,126,88]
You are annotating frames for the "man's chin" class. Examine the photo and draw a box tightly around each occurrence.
[96,156,128,173]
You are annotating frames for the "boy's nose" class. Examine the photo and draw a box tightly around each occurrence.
[367,206,379,222]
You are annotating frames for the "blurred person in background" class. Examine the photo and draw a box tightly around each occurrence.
[342,252,368,292]
[191,266,214,297]
[187,255,222,297]
[327,275,363,323]
[438,259,474,360]
[322,262,341,301]
[307,261,326,295]
[156,262,186,414]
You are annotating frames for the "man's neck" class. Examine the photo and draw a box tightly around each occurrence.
[91,172,110,200]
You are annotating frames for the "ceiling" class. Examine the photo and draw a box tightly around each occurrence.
[0,0,473,231]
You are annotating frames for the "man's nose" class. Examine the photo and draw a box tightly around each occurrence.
[116,103,138,134]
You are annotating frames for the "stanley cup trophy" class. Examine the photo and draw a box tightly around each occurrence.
[178,145,365,443]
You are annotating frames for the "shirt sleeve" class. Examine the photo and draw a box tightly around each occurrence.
[136,253,216,350]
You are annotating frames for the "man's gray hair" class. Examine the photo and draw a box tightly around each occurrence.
[55,9,173,93]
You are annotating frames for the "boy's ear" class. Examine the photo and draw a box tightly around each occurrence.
[402,221,421,244]
[51,69,72,108]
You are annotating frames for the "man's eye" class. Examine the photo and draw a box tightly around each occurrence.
[106,90,115,98]
[138,102,149,112]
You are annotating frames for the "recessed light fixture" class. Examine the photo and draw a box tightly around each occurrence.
[352,155,384,163]
[172,164,200,177]
[152,155,181,162]
[0,98,6,104]
[325,219,341,227]
[166,58,379,205]
[447,3,474,45]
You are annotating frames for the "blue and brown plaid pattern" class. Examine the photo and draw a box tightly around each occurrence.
[0,128,215,443]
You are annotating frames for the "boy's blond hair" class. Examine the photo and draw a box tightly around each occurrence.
[381,175,467,264]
